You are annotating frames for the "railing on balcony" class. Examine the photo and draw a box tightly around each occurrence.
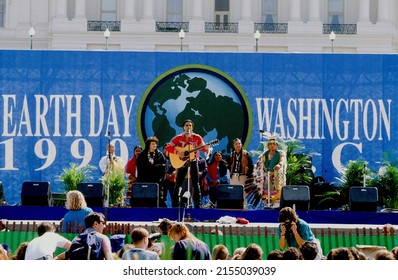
[87,21,121,32]
[323,24,357,34]
[156,22,189,32]
[254,23,288,34]
[205,22,238,33]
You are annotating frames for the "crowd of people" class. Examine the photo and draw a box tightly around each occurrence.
[1,206,397,260]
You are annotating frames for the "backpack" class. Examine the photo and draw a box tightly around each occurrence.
[66,231,104,260]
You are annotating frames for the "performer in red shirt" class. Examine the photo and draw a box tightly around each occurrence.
[165,119,209,208]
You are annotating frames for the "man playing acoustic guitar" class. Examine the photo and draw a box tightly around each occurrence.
[165,119,211,208]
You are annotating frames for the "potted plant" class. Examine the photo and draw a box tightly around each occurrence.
[101,171,127,207]
[56,163,96,192]
[369,162,398,209]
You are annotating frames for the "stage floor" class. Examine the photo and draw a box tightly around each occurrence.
[1,205,397,227]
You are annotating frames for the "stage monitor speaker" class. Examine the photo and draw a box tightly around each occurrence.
[21,181,52,206]
[216,184,244,209]
[130,183,159,207]
[349,187,378,212]
[280,185,310,211]
[77,182,104,207]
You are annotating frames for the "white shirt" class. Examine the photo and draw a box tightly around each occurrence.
[24,232,70,260]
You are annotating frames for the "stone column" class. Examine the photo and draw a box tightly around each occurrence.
[308,0,320,22]
[377,0,390,23]
[55,0,67,19]
[238,0,253,34]
[143,0,154,20]
[192,0,203,20]
[74,0,86,19]
[124,0,136,20]
[358,0,370,22]
[190,0,204,33]
[289,0,301,22]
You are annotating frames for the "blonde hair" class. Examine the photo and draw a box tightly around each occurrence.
[65,190,87,210]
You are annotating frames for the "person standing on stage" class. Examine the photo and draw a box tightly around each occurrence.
[136,136,167,207]
[99,143,125,175]
[125,145,142,204]
[165,119,210,208]
[261,136,285,204]
[229,138,253,209]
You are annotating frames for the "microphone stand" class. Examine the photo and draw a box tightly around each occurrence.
[104,131,111,208]
[363,163,366,188]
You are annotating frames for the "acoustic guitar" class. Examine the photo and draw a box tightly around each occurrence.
[169,139,219,169]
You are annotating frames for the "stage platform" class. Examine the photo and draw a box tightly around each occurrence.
[1,206,397,227]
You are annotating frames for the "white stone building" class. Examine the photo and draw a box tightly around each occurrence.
[0,0,397,53]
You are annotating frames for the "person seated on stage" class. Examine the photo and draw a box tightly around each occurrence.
[61,190,93,233]
[278,206,323,260]
[228,138,253,209]
[165,119,210,209]
[25,222,71,260]
[204,151,230,208]
[261,135,286,205]
[168,222,211,260]
[136,136,167,207]
[122,228,160,260]
[99,143,125,175]
[125,145,142,203]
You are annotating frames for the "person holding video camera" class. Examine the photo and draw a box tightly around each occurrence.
[277,207,323,259]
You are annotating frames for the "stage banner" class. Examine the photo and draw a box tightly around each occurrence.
[0,51,395,205]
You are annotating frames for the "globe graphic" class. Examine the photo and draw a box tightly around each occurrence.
[139,66,252,154]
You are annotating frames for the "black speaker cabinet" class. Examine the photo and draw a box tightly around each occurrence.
[21,181,52,206]
[77,182,104,207]
[130,183,159,207]
[216,184,244,209]
[349,187,378,212]
[280,185,310,211]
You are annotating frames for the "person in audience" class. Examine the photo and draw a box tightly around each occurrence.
[99,143,125,175]
[373,249,395,260]
[266,249,283,260]
[205,151,230,207]
[327,247,355,260]
[136,136,167,207]
[0,244,8,260]
[122,227,160,260]
[165,119,210,209]
[390,246,398,260]
[299,241,319,260]
[168,222,211,260]
[231,247,246,260]
[61,190,93,233]
[10,241,29,260]
[1,243,11,259]
[278,207,323,259]
[212,244,229,260]
[157,218,175,260]
[114,244,134,260]
[239,243,263,260]
[228,138,253,209]
[25,222,71,260]
[69,211,113,260]
[282,247,303,260]
[125,145,142,203]
[349,247,367,260]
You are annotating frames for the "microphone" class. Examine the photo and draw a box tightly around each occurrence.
[186,129,191,135]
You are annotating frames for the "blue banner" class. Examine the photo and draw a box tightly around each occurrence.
[0,50,395,204]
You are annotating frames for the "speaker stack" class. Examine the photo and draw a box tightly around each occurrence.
[130,183,159,207]
[21,181,52,206]
[349,186,378,212]
[216,184,244,209]
[280,185,310,211]
[77,182,104,207]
